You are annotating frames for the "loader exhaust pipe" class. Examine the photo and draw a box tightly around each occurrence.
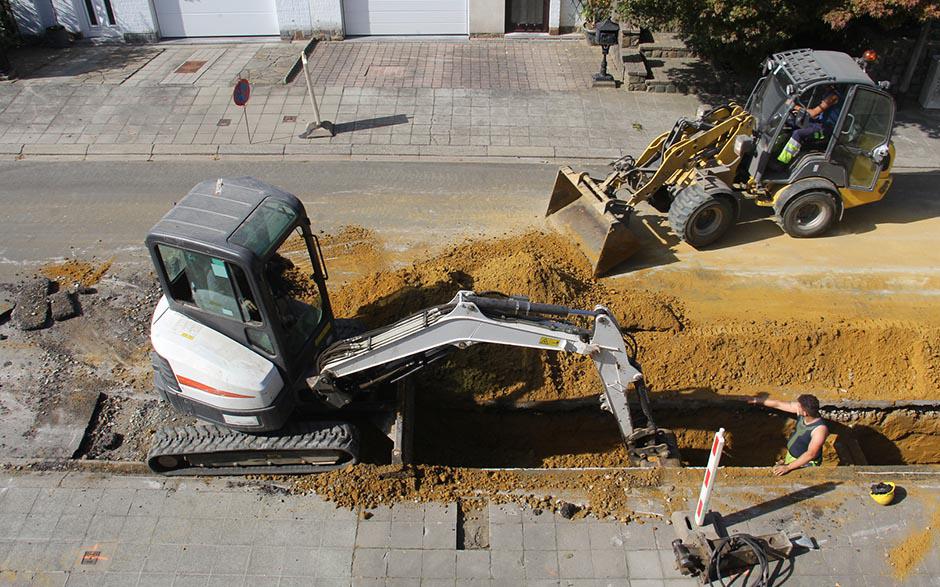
[546,167,643,278]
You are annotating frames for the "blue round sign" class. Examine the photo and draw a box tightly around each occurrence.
[233,79,251,106]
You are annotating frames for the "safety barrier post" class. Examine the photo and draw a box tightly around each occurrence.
[694,427,725,526]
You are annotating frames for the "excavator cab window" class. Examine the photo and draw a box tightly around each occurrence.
[265,227,325,356]
[155,244,260,324]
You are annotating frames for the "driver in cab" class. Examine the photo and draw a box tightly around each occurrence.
[777,85,843,166]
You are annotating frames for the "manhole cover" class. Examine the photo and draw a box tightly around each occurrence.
[81,551,102,565]
[175,60,208,74]
[217,119,231,127]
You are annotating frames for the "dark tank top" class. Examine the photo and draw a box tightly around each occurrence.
[787,416,825,466]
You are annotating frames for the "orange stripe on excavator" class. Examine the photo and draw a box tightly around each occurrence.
[176,375,254,399]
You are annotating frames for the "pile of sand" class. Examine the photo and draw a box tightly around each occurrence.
[40,258,113,289]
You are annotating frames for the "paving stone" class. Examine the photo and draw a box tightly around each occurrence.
[558,550,594,579]
[489,523,523,551]
[523,523,557,550]
[421,549,456,579]
[423,522,457,550]
[352,548,388,578]
[386,549,422,578]
[390,522,424,549]
[523,550,559,580]
[626,550,662,579]
[592,549,628,579]
[12,276,50,331]
[455,550,489,579]
[489,550,524,580]
[317,548,353,578]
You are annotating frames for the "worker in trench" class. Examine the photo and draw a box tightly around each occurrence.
[748,394,829,476]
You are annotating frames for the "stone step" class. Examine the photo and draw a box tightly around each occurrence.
[638,31,694,59]
[621,51,751,96]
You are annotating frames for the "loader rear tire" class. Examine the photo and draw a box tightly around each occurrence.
[779,191,837,238]
[668,185,734,248]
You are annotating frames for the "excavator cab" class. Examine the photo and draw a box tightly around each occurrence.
[147,177,337,434]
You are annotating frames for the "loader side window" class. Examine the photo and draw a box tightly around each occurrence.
[156,244,255,323]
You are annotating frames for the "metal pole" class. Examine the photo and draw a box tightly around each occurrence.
[242,104,252,144]
[301,52,322,126]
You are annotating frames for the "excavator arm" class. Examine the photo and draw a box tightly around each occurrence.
[311,291,678,465]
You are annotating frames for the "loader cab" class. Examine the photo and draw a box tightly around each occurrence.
[147,178,334,383]
[747,49,895,195]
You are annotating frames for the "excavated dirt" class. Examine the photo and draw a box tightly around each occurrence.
[321,229,940,405]
[889,497,940,580]
[39,258,113,289]
[287,464,663,522]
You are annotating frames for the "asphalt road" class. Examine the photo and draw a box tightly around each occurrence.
[0,160,560,279]
[2,160,940,295]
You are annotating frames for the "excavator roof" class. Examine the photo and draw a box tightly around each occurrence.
[772,49,875,91]
[146,177,305,258]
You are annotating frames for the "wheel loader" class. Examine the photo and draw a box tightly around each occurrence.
[548,48,896,277]
[144,177,679,475]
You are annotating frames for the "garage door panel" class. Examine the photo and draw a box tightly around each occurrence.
[156,0,279,37]
[344,0,468,35]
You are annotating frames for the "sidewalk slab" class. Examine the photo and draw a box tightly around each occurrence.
[21,144,89,156]
[351,145,421,156]
[151,144,218,156]
[487,145,555,158]
[0,144,23,155]
[218,144,286,156]
[87,144,153,156]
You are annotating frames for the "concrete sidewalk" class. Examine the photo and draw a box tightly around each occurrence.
[1,40,938,166]
[1,469,938,586]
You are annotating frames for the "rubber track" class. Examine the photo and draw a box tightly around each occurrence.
[146,421,358,476]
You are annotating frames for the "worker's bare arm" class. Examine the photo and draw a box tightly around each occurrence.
[773,425,828,476]
[748,396,799,414]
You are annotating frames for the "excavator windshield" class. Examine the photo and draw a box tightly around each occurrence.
[265,228,325,355]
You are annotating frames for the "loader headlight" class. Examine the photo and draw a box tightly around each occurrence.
[733,135,754,156]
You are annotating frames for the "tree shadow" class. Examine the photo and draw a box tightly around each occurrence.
[894,103,940,141]
[9,44,161,81]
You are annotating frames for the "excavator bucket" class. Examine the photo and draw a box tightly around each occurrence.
[546,167,642,278]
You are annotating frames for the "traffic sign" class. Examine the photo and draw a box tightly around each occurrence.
[233,79,251,106]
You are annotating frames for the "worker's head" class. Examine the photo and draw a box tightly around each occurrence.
[797,394,821,418]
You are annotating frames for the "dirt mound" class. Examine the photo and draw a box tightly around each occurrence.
[889,497,940,580]
[40,258,113,289]
[327,231,683,404]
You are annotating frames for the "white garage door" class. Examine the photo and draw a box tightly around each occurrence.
[344,0,468,35]
[155,0,280,38]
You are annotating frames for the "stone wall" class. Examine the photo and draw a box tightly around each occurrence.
[865,29,940,98]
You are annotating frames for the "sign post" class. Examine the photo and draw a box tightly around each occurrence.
[233,78,252,144]
[694,427,725,526]
[299,51,335,139]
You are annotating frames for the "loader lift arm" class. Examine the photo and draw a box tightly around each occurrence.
[311,291,678,466]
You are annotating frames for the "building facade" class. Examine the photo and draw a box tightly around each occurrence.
[10,0,581,42]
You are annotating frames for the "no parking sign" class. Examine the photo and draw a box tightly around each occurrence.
[233,79,252,142]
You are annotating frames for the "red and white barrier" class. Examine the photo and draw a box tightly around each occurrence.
[694,427,726,526]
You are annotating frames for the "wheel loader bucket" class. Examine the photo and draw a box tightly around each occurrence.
[546,167,642,278]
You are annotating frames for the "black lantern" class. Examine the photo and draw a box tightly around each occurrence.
[593,18,620,85]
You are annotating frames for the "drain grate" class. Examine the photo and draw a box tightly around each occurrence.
[217,119,231,127]
[81,551,101,565]
[175,60,207,74]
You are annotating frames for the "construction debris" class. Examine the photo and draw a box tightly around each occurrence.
[50,291,80,322]
[11,276,51,331]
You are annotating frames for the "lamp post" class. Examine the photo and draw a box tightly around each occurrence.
[592,18,620,87]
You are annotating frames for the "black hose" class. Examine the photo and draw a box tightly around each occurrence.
[708,534,771,587]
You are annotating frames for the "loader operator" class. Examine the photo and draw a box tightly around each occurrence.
[777,86,843,166]
[748,394,829,476]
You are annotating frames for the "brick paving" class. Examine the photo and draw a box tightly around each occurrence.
[302,40,601,90]
[1,40,939,167]
[1,470,938,586]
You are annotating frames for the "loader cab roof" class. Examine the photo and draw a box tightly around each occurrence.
[146,177,307,263]
[770,49,875,93]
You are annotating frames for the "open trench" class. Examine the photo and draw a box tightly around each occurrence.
[410,397,940,469]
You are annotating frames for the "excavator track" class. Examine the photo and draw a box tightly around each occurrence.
[146,421,358,476]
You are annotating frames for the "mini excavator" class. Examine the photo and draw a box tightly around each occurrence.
[145,177,679,475]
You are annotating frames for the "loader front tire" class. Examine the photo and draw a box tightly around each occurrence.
[779,191,837,238]
[668,185,734,249]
